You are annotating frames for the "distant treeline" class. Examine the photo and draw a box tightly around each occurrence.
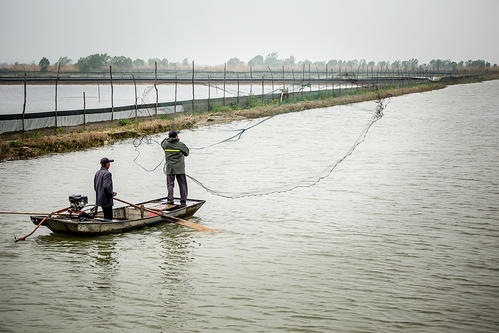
[2,52,496,72]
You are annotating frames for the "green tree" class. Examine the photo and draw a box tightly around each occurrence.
[283,56,295,66]
[408,58,418,69]
[182,58,189,66]
[110,56,133,70]
[133,58,145,66]
[298,59,312,66]
[148,58,160,65]
[345,59,358,67]
[264,52,279,66]
[147,58,167,66]
[56,56,72,66]
[39,57,50,72]
[227,57,244,66]
[248,55,264,66]
[327,59,338,67]
[391,60,401,70]
[159,58,168,67]
[76,53,110,71]
[376,61,388,70]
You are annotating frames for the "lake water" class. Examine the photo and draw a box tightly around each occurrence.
[0,80,498,332]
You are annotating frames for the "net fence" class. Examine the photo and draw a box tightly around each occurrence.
[0,85,360,134]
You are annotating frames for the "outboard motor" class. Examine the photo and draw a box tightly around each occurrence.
[69,194,88,212]
[68,194,95,221]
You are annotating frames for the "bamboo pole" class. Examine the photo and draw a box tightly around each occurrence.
[332,66,335,93]
[14,207,70,242]
[261,76,264,103]
[325,64,328,92]
[98,84,101,103]
[397,65,400,88]
[302,64,305,95]
[83,91,86,127]
[371,66,374,89]
[0,211,52,215]
[223,62,227,106]
[317,67,320,92]
[154,61,158,116]
[339,66,342,95]
[55,62,61,129]
[308,64,312,92]
[308,64,311,92]
[237,73,240,105]
[208,74,211,111]
[356,66,360,92]
[282,65,285,91]
[174,73,177,126]
[268,66,274,100]
[132,73,138,121]
[110,65,114,121]
[191,60,195,113]
[22,72,26,132]
[292,69,295,97]
[250,66,253,95]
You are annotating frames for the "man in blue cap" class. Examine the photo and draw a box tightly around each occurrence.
[161,130,189,206]
[94,157,117,220]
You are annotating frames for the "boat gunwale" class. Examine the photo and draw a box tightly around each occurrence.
[30,197,205,226]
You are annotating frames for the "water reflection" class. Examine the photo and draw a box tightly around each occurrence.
[36,233,119,289]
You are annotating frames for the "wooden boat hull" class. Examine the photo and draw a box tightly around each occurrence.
[30,197,205,236]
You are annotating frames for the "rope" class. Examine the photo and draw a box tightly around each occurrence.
[15,207,70,242]
[191,113,278,150]
[132,135,165,172]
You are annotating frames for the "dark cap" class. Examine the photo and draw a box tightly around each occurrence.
[100,157,114,165]
[168,130,178,138]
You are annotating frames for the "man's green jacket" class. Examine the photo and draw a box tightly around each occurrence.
[161,137,189,174]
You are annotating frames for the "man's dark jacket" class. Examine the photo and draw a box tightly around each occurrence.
[161,137,189,174]
[94,167,114,207]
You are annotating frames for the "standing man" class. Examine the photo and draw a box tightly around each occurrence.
[94,157,117,220]
[161,130,189,206]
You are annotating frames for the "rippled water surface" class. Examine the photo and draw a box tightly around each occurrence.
[1,80,498,332]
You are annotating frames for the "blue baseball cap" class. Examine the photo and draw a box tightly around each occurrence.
[100,157,114,165]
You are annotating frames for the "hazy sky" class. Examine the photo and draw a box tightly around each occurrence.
[1,0,498,65]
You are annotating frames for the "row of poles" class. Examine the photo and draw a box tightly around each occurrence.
[19,61,427,132]
[20,62,159,132]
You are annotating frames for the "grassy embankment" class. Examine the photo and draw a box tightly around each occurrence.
[1,73,498,162]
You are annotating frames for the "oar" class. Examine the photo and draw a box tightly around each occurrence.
[14,207,70,242]
[1,211,52,215]
[114,197,215,232]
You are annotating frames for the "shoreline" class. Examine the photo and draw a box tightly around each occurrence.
[1,73,498,162]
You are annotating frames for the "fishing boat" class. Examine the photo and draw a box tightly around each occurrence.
[30,197,206,236]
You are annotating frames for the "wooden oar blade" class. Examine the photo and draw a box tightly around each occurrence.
[174,219,215,231]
